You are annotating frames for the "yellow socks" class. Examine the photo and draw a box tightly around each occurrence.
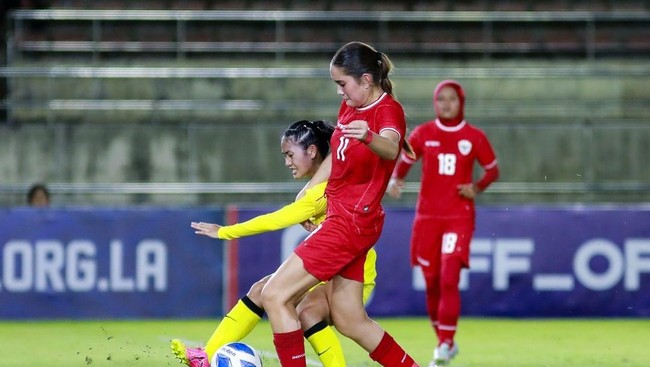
[204,296,264,360]
[204,296,347,367]
[304,321,346,367]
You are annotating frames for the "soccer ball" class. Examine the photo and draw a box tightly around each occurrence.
[211,342,263,367]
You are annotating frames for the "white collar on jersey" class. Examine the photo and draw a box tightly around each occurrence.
[435,118,467,132]
[357,92,387,111]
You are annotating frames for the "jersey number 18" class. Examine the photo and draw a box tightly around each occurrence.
[438,153,456,175]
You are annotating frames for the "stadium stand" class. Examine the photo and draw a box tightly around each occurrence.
[1,1,649,205]
[5,7,649,62]
[46,0,650,12]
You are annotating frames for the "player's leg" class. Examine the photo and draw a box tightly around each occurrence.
[433,255,463,367]
[262,253,320,367]
[434,219,472,366]
[329,275,417,367]
[413,217,444,340]
[298,284,346,367]
[204,275,270,359]
[298,247,377,367]
[437,255,463,347]
[170,275,270,367]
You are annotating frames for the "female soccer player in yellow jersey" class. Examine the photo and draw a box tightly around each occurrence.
[171,119,377,367]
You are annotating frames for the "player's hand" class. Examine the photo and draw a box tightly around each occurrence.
[300,220,318,232]
[458,183,479,199]
[339,120,370,141]
[386,178,405,198]
[191,221,222,238]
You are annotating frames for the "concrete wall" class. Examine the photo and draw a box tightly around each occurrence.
[2,118,649,206]
[2,59,649,206]
[9,59,650,125]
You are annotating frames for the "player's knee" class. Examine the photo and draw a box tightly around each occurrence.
[440,276,460,293]
[247,276,270,305]
[424,274,442,292]
[295,296,314,319]
[260,282,287,310]
[247,281,264,305]
[297,298,330,328]
[259,285,274,309]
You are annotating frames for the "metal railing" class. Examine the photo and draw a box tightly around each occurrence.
[3,181,650,195]
[7,9,650,61]
[2,180,650,207]
[3,64,649,125]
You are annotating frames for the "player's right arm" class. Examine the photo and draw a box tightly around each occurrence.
[192,182,327,240]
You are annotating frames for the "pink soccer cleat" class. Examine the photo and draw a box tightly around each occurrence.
[170,339,210,367]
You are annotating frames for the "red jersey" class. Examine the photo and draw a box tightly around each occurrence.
[394,118,497,219]
[326,93,406,233]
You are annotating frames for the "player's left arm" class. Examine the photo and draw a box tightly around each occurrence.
[366,126,401,160]
[343,107,403,160]
[343,120,400,159]
[474,134,499,192]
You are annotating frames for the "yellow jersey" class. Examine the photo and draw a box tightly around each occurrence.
[217,181,376,303]
[218,182,328,240]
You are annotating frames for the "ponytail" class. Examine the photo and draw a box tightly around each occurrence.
[331,41,395,97]
[282,120,335,158]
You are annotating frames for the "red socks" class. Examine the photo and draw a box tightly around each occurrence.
[273,329,306,367]
[437,257,463,346]
[275,328,420,367]
[369,331,419,367]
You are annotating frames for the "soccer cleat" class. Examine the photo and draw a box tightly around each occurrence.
[170,339,210,367]
[449,343,459,360]
[430,342,459,367]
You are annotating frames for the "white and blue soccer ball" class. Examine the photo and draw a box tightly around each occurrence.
[211,342,263,367]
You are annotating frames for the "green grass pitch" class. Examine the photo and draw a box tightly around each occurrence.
[1,317,648,367]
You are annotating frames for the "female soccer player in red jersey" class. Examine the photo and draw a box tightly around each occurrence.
[387,80,499,367]
[261,41,419,367]
[170,120,378,367]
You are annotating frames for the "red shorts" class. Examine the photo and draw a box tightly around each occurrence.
[410,216,474,275]
[295,212,382,282]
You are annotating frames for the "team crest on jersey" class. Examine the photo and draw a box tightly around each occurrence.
[458,139,472,155]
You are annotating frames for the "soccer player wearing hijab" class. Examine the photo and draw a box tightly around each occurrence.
[387,80,499,367]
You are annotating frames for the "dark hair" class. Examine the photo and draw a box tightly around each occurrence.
[282,120,335,158]
[27,183,49,204]
[330,41,394,96]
